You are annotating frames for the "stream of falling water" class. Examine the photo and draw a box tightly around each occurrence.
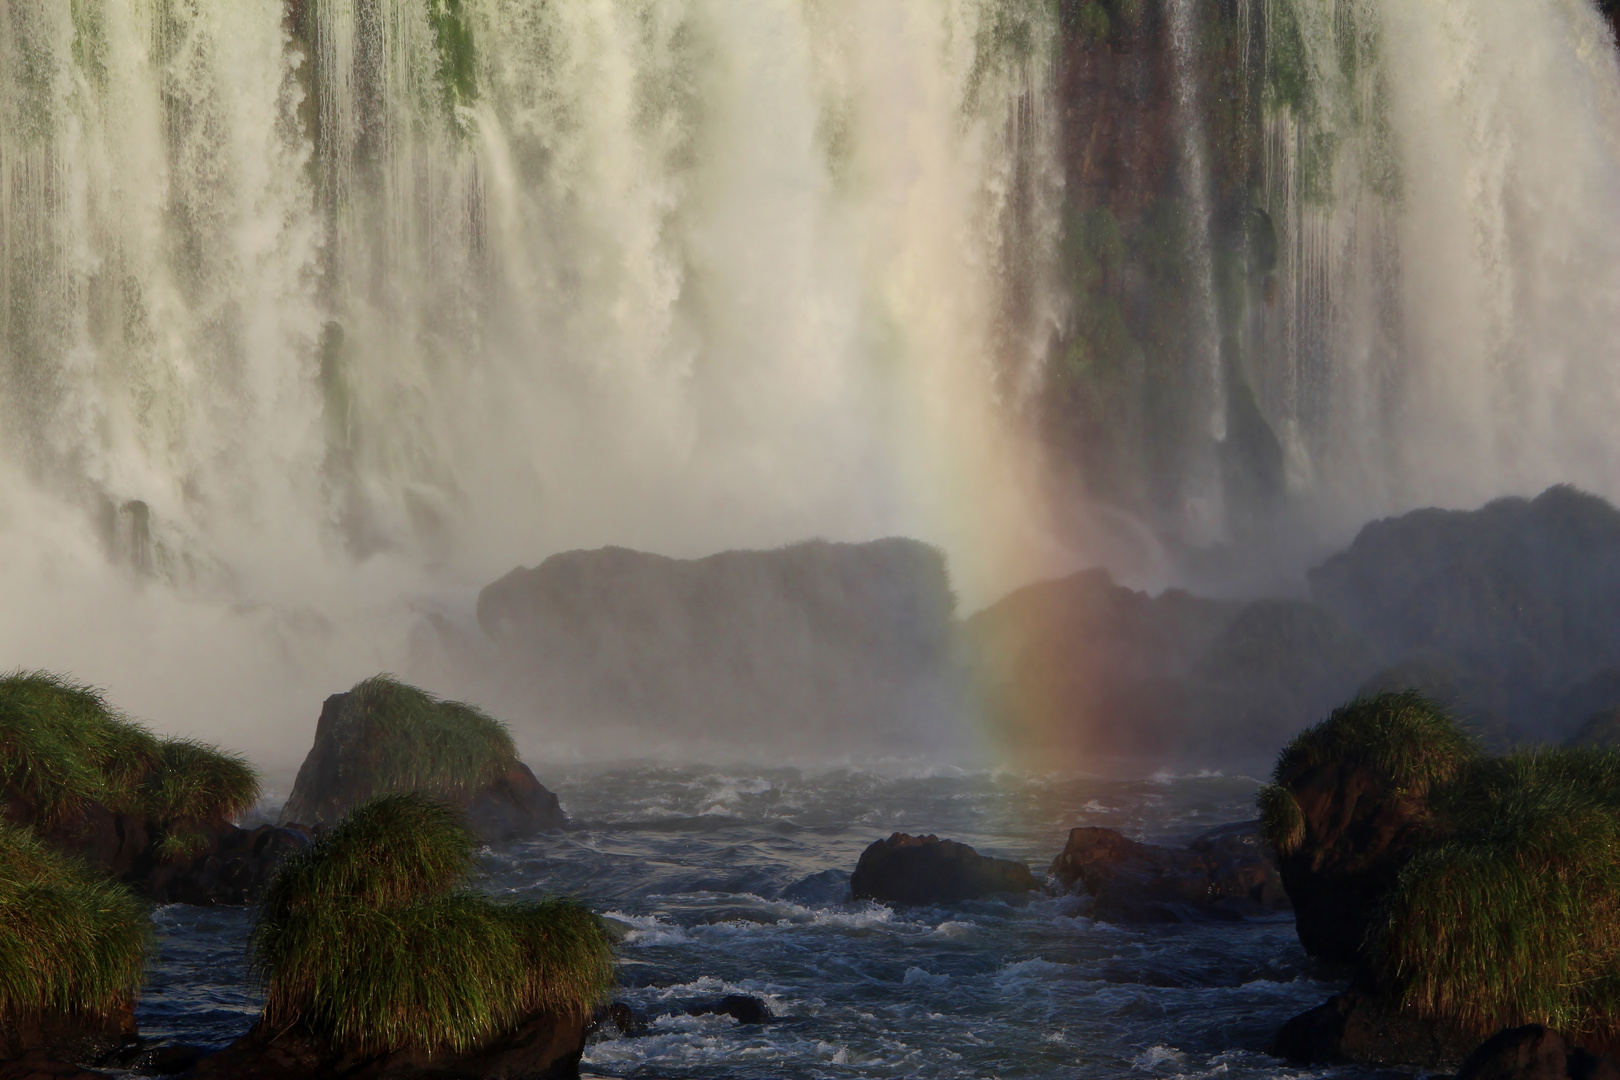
[0,0,1059,761]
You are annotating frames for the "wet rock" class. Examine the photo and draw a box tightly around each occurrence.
[0,1053,115,1080]
[1454,1025,1620,1080]
[595,1002,648,1038]
[850,833,1039,906]
[1272,987,1475,1069]
[0,1000,136,1065]
[1049,821,1287,924]
[1272,757,1435,963]
[280,690,566,841]
[139,824,310,906]
[687,995,772,1025]
[184,1009,590,1080]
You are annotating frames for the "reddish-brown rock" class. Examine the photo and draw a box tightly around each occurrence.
[1050,821,1287,923]
[1273,759,1436,963]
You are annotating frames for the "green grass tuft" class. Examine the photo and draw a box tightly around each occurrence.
[1274,690,1479,795]
[0,821,150,1024]
[0,670,160,825]
[338,675,517,805]
[1372,747,1620,1041]
[0,670,261,839]
[1256,783,1305,855]
[253,793,614,1056]
[141,737,261,826]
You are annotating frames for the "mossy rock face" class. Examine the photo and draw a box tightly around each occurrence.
[280,676,566,840]
[219,794,613,1076]
[1262,691,1478,964]
[1269,691,1620,1064]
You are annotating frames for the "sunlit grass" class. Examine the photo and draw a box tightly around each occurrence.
[252,793,614,1056]
[0,821,149,1024]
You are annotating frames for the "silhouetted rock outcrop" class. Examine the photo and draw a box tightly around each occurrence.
[1049,821,1287,923]
[1310,485,1620,742]
[850,833,1038,906]
[474,539,960,758]
[969,568,1375,766]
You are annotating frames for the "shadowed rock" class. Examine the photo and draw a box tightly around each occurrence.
[850,833,1038,906]
[1049,821,1287,923]
[183,1010,588,1080]
[1454,1026,1620,1080]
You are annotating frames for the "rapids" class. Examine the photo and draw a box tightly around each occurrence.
[138,767,1367,1080]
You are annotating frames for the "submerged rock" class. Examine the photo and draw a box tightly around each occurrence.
[279,677,566,840]
[1049,821,1287,923]
[850,833,1039,905]
[687,995,773,1025]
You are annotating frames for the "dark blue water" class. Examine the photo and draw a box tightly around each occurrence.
[137,766,1383,1079]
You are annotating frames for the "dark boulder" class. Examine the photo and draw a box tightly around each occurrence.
[687,995,773,1025]
[138,824,310,906]
[1272,987,1475,1068]
[0,1004,135,1068]
[280,687,566,841]
[1455,1025,1620,1080]
[8,794,308,907]
[0,1055,115,1080]
[184,1009,589,1080]
[850,833,1038,905]
[1049,821,1287,923]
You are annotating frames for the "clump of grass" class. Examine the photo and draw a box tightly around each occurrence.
[1256,783,1305,855]
[0,671,160,825]
[1273,690,1479,795]
[1371,747,1620,1041]
[0,821,150,1025]
[0,670,261,839]
[328,675,517,806]
[252,794,614,1057]
[140,737,261,827]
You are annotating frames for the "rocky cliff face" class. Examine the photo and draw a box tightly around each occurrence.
[473,538,961,758]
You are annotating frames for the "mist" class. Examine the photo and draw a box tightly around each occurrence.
[1,0,1619,770]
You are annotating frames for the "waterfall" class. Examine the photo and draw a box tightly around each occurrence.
[1250,0,1620,534]
[0,0,1057,757]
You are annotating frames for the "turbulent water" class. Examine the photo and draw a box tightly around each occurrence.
[138,768,1371,1080]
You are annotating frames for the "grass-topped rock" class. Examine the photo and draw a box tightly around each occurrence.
[280,675,566,840]
[190,793,613,1079]
[1263,691,1620,1067]
[0,820,147,1061]
[0,670,302,905]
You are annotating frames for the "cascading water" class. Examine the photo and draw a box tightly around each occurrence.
[0,0,1060,759]
[1249,0,1620,535]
